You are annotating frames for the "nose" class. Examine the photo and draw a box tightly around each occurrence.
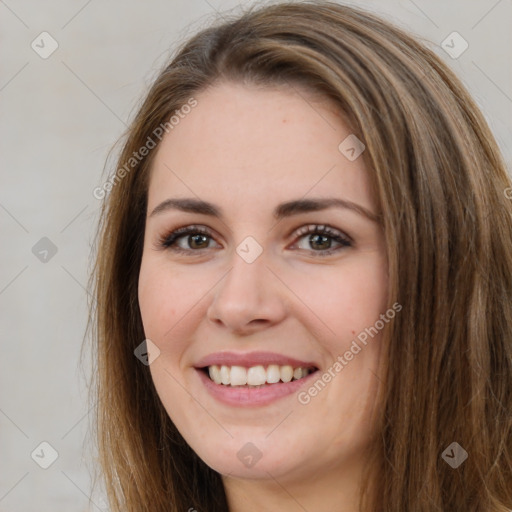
[206,249,287,336]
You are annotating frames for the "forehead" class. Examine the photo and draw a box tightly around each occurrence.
[147,81,374,215]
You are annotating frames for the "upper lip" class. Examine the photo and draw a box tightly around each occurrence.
[194,351,318,369]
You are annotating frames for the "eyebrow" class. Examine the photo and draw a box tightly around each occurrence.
[149,197,381,223]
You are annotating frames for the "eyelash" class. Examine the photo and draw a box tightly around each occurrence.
[156,224,352,257]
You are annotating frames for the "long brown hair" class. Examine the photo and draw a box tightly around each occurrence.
[86,2,512,510]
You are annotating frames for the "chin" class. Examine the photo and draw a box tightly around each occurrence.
[185,430,310,480]
[202,449,296,480]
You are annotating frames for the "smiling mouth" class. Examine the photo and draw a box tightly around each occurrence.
[202,364,318,387]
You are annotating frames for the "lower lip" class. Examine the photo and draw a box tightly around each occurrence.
[196,369,318,407]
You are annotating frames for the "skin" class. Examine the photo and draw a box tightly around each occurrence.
[138,81,389,512]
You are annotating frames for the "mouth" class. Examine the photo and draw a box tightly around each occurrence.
[193,351,320,406]
[201,364,318,387]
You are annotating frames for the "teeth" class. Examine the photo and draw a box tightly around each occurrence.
[230,365,247,386]
[209,365,221,384]
[247,365,267,386]
[206,364,313,386]
[266,364,281,384]
[280,365,293,383]
[220,365,230,385]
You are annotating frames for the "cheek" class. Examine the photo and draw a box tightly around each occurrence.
[138,258,212,364]
[341,257,388,326]
[138,259,181,345]
[291,252,388,338]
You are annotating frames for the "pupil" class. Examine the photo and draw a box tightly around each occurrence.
[190,234,208,249]
[311,234,330,250]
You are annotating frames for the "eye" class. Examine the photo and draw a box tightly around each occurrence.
[156,225,219,255]
[156,223,352,257]
[290,224,352,257]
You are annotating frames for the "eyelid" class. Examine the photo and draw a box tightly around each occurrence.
[290,223,351,242]
[155,224,219,251]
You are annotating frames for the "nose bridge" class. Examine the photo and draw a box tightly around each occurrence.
[207,240,285,332]
[216,242,268,307]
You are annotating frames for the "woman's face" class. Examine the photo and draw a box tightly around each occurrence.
[138,81,388,486]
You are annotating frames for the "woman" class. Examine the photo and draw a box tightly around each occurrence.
[87,2,512,511]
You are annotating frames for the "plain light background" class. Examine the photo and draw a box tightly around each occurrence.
[1,0,511,510]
